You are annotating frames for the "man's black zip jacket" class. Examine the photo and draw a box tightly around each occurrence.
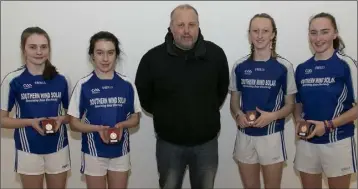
[135,28,229,146]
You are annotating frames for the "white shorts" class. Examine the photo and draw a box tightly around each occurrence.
[80,153,131,176]
[15,145,71,175]
[233,130,287,165]
[294,137,357,177]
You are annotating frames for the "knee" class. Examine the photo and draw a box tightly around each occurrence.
[159,170,183,189]
[190,169,217,189]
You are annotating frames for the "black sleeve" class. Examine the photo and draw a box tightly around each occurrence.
[217,47,230,107]
[135,52,153,114]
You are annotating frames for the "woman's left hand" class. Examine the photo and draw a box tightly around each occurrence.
[304,120,326,139]
[48,116,67,132]
[252,107,276,128]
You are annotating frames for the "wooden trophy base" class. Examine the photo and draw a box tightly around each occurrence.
[41,119,56,135]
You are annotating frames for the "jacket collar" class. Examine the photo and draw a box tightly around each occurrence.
[165,27,206,57]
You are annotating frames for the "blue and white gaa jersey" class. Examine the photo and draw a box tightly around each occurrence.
[0,66,70,154]
[229,55,297,136]
[295,51,357,144]
[67,71,141,158]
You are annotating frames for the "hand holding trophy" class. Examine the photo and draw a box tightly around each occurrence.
[98,113,123,144]
[297,120,315,137]
[41,118,57,135]
[246,110,258,126]
[107,127,122,144]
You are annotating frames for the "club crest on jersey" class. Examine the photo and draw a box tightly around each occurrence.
[23,84,32,89]
[244,69,252,75]
[91,88,100,94]
[305,69,312,74]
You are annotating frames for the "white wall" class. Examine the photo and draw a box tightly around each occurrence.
[1,1,357,188]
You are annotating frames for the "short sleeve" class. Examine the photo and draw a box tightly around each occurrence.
[1,75,16,112]
[132,84,142,113]
[229,61,243,92]
[118,73,142,116]
[277,57,297,95]
[344,60,357,103]
[285,63,297,95]
[67,81,84,118]
[229,64,238,91]
[337,53,357,103]
[61,73,71,110]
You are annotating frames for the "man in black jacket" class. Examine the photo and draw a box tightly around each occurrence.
[135,4,229,189]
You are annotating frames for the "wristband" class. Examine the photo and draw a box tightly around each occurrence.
[324,120,334,132]
[328,120,334,129]
[323,121,330,133]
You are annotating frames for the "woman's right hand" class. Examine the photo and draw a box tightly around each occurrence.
[236,112,250,128]
[30,117,47,136]
[93,125,110,143]
[295,118,305,140]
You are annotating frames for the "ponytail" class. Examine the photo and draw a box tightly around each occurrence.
[43,59,58,80]
[333,35,345,53]
[249,43,255,60]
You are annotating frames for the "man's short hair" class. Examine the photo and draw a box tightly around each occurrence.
[170,4,199,23]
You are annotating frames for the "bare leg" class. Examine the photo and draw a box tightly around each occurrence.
[238,162,261,189]
[85,175,107,189]
[300,172,322,189]
[45,171,68,189]
[327,174,351,189]
[107,170,129,189]
[261,162,284,189]
[20,174,44,189]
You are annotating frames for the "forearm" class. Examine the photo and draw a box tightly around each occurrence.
[230,91,243,120]
[120,113,140,128]
[332,105,358,128]
[1,117,32,129]
[273,104,294,120]
[230,103,244,119]
[293,103,304,122]
[69,116,97,133]
[60,115,70,125]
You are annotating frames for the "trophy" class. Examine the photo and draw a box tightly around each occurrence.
[297,121,315,137]
[107,128,122,144]
[41,118,56,135]
[246,110,258,125]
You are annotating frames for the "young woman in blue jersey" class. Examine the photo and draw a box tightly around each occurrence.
[68,31,141,189]
[294,12,357,189]
[0,27,71,188]
[229,13,297,188]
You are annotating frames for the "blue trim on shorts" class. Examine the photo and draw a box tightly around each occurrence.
[80,152,85,174]
[67,145,72,168]
[14,150,18,172]
[351,137,357,172]
[280,131,287,160]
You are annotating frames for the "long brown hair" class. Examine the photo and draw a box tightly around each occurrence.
[21,27,58,80]
[248,13,278,60]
